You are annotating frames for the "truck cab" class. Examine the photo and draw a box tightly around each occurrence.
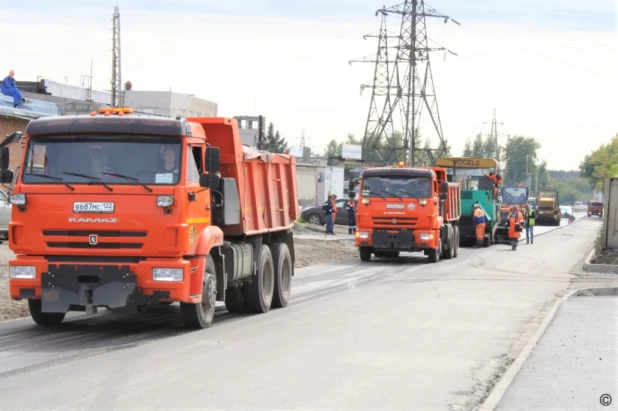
[354,165,460,263]
[587,200,603,217]
[0,109,298,329]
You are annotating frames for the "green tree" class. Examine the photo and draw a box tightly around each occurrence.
[472,133,484,157]
[262,122,288,153]
[504,136,541,185]
[263,122,275,151]
[483,135,498,160]
[537,160,550,188]
[323,138,342,166]
[462,138,473,157]
[579,135,618,191]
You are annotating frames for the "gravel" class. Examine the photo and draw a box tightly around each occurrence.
[593,248,618,265]
[0,245,28,322]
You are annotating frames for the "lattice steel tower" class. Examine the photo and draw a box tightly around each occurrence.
[111,6,123,108]
[352,1,459,166]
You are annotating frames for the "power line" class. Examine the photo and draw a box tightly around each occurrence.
[350,0,460,167]
[467,0,618,83]
[474,0,615,15]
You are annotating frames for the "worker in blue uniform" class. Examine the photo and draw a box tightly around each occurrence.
[1,70,25,108]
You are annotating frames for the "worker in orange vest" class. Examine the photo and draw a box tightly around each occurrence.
[331,194,338,224]
[506,205,524,250]
[473,203,486,248]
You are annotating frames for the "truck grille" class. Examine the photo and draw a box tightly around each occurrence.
[371,217,418,227]
[47,242,143,249]
[43,230,146,249]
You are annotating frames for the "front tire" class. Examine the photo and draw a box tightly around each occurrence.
[359,246,372,262]
[428,240,441,263]
[443,230,455,259]
[270,242,292,308]
[244,245,275,313]
[453,226,460,258]
[181,256,217,329]
[28,299,66,326]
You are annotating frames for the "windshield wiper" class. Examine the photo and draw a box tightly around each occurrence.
[381,190,403,201]
[26,173,74,190]
[102,172,153,192]
[62,172,113,192]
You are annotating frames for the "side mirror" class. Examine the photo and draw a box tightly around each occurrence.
[439,193,447,201]
[441,181,449,194]
[0,147,8,170]
[205,147,220,174]
[0,132,22,149]
[0,170,13,184]
[199,173,220,189]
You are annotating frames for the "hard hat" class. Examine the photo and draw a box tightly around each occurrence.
[474,203,480,208]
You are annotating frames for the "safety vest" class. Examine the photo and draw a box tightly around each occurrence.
[524,210,535,226]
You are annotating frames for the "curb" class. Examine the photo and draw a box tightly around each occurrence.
[478,287,583,411]
[582,248,618,274]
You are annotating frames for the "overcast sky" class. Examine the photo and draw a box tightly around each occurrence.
[2,0,617,170]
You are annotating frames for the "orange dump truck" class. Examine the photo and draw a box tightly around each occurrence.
[354,165,461,263]
[0,110,298,329]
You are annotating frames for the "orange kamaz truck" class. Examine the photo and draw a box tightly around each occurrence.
[353,164,461,263]
[0,108,298,329]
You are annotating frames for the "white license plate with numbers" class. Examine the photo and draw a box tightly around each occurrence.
[73,202,115,213]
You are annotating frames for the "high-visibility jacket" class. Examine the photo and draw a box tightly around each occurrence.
[508,211,524,239]
[524,209,536,226]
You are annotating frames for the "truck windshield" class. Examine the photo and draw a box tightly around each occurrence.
[503,188,527,204]
[538,191,556,198]
[362,176,431,199]
[21,135,182,186]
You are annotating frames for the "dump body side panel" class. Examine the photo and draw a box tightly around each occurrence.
[187,117,299,237]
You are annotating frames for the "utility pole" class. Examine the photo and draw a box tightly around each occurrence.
[300,127,306,150]
[350,1,459,167]
[111,5,122,108]
[525,154,532,191]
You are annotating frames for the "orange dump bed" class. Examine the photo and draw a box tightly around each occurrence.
[187,117,299,236]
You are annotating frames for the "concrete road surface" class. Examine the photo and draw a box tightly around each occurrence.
[496,293,618,411]
[0,217,606,410]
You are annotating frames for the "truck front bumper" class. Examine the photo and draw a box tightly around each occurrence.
[9,256,197,313]
[355,228,436,251]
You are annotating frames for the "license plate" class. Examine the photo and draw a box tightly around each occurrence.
[73,202,115,213]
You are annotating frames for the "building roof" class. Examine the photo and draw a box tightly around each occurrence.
[0,94,58,120]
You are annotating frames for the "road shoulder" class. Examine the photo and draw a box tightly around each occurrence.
[489,288,618,411]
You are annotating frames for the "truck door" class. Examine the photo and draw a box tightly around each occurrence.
[0,189,10,233]
[186,144,210,236]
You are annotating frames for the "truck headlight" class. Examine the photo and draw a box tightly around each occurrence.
[153,268,183,282]
[156,196,174,207]
[10,266,35,279]
[357,231,370,239]
[9,194,26,205]
[419,233,433,240]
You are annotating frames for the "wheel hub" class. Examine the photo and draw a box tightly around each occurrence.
[204,275,216,308]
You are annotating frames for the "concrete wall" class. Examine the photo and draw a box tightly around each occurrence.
[123,91,171,115]
[0,116,28,171]
[171,93,217,117]
[44,80,110,105]
[296,163,320,206]
[603,178,618,249]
